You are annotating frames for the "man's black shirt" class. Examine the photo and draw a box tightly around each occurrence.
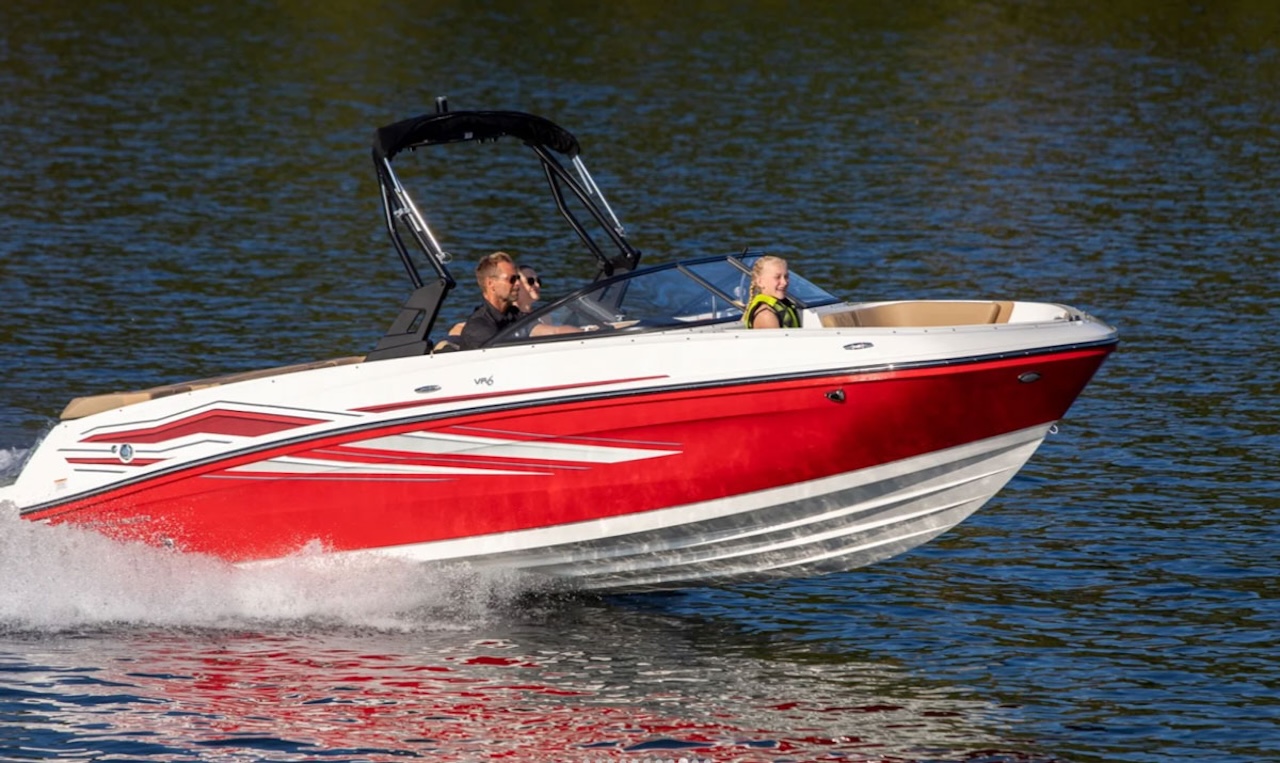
[458,302,522,350]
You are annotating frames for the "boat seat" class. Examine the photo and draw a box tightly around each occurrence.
[60,355,366,421]
[820,301,1013,328]
[431,321,466,353]
[820,310,858,328]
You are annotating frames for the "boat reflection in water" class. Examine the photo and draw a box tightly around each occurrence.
[10,621,1042,762]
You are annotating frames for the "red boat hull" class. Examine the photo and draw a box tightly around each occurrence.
[28,346,1112,565]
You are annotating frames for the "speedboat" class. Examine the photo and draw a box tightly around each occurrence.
[0,102,1117,593]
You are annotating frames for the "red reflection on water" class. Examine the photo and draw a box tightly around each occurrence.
[28,632,1049,763]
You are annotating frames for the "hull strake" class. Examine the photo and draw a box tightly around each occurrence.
[24,345,1111,572]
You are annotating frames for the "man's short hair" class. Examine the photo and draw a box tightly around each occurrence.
[475,251,515,287]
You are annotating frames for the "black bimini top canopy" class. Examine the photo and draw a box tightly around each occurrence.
[373,110,581,162]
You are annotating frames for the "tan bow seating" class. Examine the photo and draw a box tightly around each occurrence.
[820,300,1014,329]
[60,356,366,421]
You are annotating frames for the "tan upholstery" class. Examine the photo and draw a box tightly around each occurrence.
[990,300,1014,324]
[852,301,998,327]
[60,356,366,421]
[820,301,1014,329]
[819,310,859,328]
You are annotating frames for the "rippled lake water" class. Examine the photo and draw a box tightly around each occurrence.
[2,2,1278,761]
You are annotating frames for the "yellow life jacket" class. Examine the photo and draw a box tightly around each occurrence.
[744,294,800,328]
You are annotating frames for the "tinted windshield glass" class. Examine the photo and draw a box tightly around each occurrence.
[489,255,839,345]
[685,255,838,309]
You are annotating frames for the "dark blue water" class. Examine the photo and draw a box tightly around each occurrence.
[2,2,1278,761]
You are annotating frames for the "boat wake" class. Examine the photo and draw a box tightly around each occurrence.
[0,446,26,485]
[0,504,540,634]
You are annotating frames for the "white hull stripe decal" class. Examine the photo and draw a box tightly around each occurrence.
[351,432,681,464]
[226,456,551,477]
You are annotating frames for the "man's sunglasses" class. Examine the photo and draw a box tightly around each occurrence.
[497,274,542,286]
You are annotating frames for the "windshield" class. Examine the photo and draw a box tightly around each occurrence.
[489,254,840,345]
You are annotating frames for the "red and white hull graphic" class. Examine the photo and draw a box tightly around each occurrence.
[15,343,1112,589]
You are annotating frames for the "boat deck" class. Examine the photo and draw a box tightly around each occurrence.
[59,356,366,421]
